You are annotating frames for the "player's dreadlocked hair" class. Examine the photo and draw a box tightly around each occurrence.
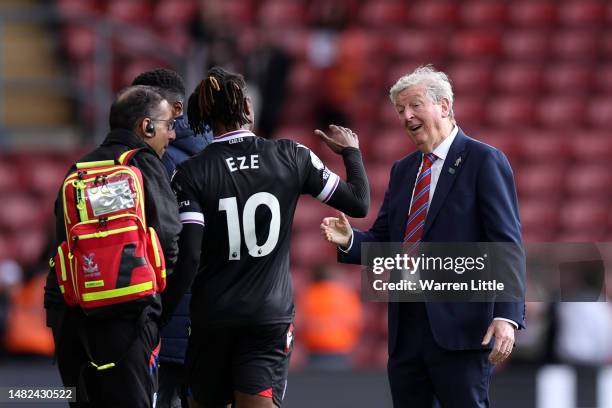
[188,66,251,135]
[131,68,186,103]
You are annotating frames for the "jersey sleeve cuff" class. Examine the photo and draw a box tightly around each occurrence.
[179,211,205,226]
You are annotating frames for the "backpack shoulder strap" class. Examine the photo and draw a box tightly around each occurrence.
[117,148,143,165]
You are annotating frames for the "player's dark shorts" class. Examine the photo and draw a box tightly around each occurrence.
[186,323,294,407]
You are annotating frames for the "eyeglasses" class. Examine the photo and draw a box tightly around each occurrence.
[151,118,177,131]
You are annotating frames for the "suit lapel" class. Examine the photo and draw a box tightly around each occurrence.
[423,129,469,236]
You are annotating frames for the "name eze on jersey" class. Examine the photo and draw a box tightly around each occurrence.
[225,155,260,172]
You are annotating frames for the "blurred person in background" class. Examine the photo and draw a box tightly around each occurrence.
[131,68,212,408]
[0,260,22,356]
[44,86,181,407]
[244,22,291,139]
[296,265,363,370]
[189,0,241,73]
[555,248,612,365]
[165,66,369,408]
[321,65,525,408]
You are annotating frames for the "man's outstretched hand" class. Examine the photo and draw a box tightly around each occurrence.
[321,211,353,249]
[315,125,359,154]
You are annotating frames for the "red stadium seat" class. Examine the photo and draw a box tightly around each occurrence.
[287,61,320,97]
[537,96,587,129]
[118,59,171,89]
[551,30,598,61]
[0,194,41,231]
[567,132,612,163]
[407,1,458,26]
[508,1,557,27]
[157,28,192,55]
[544,63,593,94]
[493,63,543,95]
[587,97,612,128]
[369,128,412,165]
[336,29,385,62]
[459,1,507,27]
[452,95,486,128]
[290,231,336,267]
[26,160,67,199]
[11,228,48,266]
[293,197,334,233]
[515,131,569,165]
[56,0,101,18]
[520,199,561,241]
[560,200,609,238]
[565,164,612,199]
[222,0,255,24]
[502,30,550,61]
[449,31,500,59]
[486,96,535,128]
[258,0,305,28]
[378,99,401,126]
[367,164,392,201]
[0,161,19,195]
[595,64,612,95]
[389,30,448,61]
[359,0,408,27]
[153,0,197,29]
[63,25,96,61]
[558,0,606,27]
[107,0,152,26]
[515,165,566,199]
[601,31,612,60]
[448,62,493,95]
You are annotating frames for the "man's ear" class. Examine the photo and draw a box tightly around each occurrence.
[139,118,155,138]
[173,100,183,117]
[439,97,451,118]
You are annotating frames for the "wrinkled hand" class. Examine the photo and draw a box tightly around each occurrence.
[320,211,353,248]
[315,125,359,154]
[482,320,515,365]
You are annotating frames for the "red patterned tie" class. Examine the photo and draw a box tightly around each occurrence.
[404,153,437,243]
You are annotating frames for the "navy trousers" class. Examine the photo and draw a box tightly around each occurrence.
[388,302,493,408]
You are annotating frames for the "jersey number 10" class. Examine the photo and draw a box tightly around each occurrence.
[219,192,281,260]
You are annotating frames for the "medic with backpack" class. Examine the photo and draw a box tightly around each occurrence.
[44,85,181,408]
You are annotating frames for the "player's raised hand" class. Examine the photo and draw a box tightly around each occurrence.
[315,125,359,154]
[320,211,353,248]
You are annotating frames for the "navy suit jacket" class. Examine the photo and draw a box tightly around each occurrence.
[339,128,525,353]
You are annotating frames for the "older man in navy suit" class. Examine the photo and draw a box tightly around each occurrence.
[321,65,525,407]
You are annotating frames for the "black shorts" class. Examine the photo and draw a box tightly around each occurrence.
[186,323,294,407]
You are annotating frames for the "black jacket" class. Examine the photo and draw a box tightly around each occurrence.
[159,115,211,364]
[44,129,182,314]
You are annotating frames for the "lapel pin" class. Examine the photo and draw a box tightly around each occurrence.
[448,167,455,174]
[454,157,462,167]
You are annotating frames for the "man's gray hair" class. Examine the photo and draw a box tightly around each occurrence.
[389,65,454,120]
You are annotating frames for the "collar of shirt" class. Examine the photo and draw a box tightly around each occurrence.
[212,129,257,143]
[409,125,459,210]
[431,125,458,162]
